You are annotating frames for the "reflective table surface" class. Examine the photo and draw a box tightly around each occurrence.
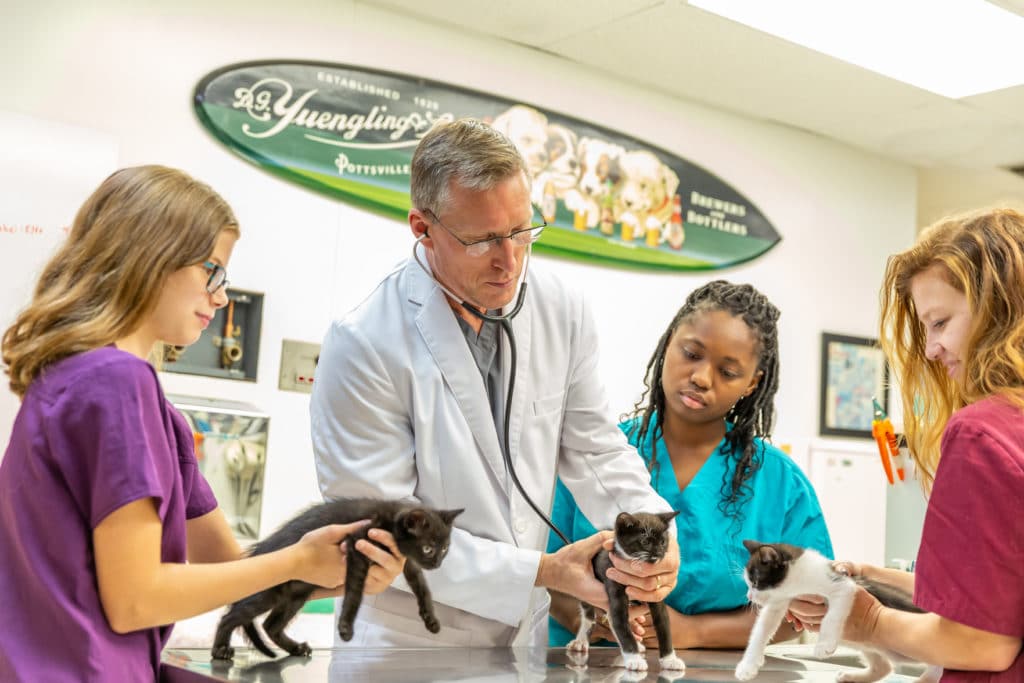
[162,645,928,682]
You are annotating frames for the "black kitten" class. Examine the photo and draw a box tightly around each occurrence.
[568,511,685,673]
[736,540,942,682]
[211,498,462,660]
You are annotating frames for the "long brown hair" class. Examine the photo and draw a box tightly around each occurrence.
[879,207,1024,491]
[3,165,239,397]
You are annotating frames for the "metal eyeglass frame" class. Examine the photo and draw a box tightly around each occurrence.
[423,209,546,257]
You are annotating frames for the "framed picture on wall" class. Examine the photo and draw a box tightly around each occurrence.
[819,332,888,438]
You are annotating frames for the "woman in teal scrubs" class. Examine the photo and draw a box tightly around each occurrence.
[548,281,832,649]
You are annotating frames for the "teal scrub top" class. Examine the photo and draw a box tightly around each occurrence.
[547,416,833,647]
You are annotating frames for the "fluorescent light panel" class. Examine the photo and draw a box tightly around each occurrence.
[688,0,1024,99]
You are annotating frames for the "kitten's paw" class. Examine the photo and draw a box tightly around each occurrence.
[814,639,838,659]
[659,653,686,670]
[621,652,648,672]
[735,659,760,681]
[338,624,354,642]
[210,644,235,660]
[616,670,649,683]
[287,642,312,658]
[566,638,589,654]
[423,615,441,633]
[565,648,589,670]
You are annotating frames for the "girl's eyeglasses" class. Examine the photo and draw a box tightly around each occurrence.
[203,261,229,294]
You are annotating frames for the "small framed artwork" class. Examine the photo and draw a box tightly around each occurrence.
[819,332,888,438]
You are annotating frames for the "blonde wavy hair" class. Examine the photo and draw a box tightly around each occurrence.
[2,165,239,398]
[879,207,1024,492]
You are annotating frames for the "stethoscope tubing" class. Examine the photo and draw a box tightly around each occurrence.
[411,240,569,544]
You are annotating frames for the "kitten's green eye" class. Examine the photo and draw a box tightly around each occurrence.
[422,545,435,555]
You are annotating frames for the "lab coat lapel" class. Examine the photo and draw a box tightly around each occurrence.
[407,260,510,493]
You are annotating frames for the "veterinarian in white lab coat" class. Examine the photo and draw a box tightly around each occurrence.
[311,118,678,648]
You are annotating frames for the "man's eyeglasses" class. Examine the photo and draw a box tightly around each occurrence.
[202,261,229,294]
[424,209,545,258]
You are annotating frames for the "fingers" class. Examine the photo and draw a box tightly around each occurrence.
[366,528,403,556]
[591,610,647,643]
[353,529,406,595]
[323,519,371,543]
[631,616,646,640]
[363,563,399,595]
[785,610,804,632]
[582,530,614,553]
[627,604,650,622]
[582,581,611,612]
[832,560,857,576]
[605,562,674,601]
[354,530,405,566]
[787,595,828,633]
[789,596,828,620]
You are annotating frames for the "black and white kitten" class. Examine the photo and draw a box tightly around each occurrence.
[211,498,462,660]
[568,511,686,673]
[736,540,942,682]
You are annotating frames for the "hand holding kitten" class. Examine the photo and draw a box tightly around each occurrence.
[293,520,371,589]
[537,530,615,610]
[312,528,407,600]
[603,533,680,601]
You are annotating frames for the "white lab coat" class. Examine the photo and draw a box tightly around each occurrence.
[310,254,673,647]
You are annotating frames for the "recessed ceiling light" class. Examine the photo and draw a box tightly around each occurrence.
[688,0,1024,98]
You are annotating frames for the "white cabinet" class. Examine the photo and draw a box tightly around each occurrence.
[808,441,887,566]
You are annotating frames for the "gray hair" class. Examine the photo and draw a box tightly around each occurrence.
[410,118,528,215]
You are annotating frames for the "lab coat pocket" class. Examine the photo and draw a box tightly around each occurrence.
[359,591,476,646]
[532,391,565,416]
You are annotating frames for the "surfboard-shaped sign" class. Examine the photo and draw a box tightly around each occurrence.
[195,61,781,270]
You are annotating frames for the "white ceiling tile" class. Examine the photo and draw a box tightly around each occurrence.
[360,0,1024,169]
[364,0,661,44]
[963,84,1024,125]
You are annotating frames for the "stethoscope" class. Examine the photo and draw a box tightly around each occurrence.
[413,237,570,545]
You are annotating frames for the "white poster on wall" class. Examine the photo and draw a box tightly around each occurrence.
[0,112,118,453]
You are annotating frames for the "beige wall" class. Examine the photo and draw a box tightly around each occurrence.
[917,167,1024,231]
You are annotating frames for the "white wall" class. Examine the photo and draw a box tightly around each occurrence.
[0,0,917,540]
[917,166,1024,229]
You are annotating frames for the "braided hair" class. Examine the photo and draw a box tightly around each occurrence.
[626,280,781,522]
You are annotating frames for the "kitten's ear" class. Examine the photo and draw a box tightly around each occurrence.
[440,509,464,525]
[403,509,427,531]
[657,510,681,524]
[615,512,639,530]
[742,539,762,555]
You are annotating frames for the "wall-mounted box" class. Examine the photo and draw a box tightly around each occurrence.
[163,288,263,381]
[279,339,321,394]
[170,394,269,540]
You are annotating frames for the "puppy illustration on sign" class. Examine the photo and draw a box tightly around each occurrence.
[195,61,781,269]
[489,105,680,248]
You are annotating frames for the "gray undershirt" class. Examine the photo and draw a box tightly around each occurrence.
[455,312,506,456]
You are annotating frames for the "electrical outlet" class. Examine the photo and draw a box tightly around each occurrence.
[279,339,321,394]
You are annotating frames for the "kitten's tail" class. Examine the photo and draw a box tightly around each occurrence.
[855,577,925,613]
[243,622,277,658]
